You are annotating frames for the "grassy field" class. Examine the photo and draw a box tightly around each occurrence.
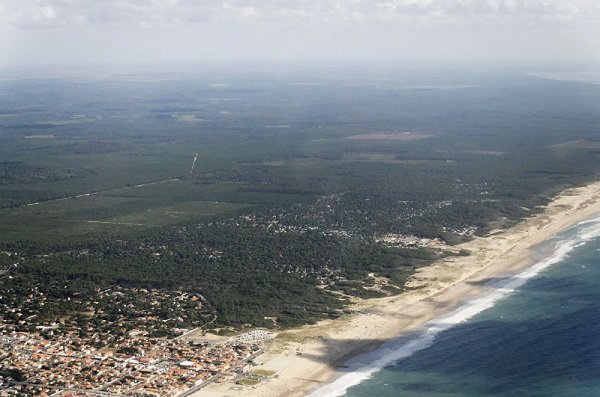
[0,175,308,241]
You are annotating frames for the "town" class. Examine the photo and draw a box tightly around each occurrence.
[0,326,271,396]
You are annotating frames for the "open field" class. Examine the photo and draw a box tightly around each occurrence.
[345,131,433,141]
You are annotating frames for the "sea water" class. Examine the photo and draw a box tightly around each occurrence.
[312,216,600,397]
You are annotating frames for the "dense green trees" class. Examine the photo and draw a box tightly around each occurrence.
[2,70,600,333]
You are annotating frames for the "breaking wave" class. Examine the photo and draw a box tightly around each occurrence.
[311,216,600,397]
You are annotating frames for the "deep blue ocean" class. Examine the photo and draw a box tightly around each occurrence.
[313,216,600,397]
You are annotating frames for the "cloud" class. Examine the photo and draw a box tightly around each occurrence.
[221,3,261,23]
[1,0,598,30]
[0,0,599,65]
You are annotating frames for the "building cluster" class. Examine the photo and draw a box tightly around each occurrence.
[0,328,261,397]
[376,233,446,248]
[236,330,274,343]
[0,283,210,341]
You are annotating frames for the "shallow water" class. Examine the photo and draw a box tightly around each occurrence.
[316,217,600,397]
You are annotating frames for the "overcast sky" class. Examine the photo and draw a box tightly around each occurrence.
[1,0,599,67]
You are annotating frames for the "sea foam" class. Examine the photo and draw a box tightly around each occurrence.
[311,217,600,397]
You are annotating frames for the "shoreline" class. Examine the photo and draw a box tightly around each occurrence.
[193,181,600,397]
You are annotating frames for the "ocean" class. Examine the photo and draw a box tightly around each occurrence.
[312,215,600,397]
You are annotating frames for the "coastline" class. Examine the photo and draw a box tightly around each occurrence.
[193,181,600,397]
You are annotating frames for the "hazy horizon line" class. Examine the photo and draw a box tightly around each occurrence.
[2,58,600,76]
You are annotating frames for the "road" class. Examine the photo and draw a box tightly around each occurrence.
[22,177,182,208]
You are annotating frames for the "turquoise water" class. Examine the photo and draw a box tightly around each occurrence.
[314,217,600,397]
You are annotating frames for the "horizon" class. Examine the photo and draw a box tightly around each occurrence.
[2,1,600,68]
[2,58,600,80]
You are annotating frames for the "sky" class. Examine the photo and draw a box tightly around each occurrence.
[1,0,600,67]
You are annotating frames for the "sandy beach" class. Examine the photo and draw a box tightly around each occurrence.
[194,181,600,397]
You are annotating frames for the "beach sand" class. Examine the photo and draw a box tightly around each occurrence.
[193,181,600,397]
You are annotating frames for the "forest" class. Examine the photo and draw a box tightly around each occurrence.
[1,66,600,334]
